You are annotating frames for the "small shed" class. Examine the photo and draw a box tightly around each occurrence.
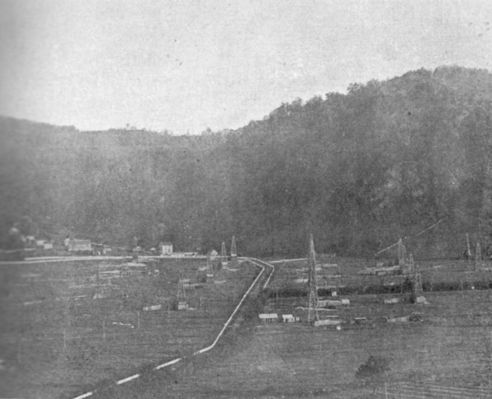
[259,313,278,323]
[281,314,298,323]
[143,304,162,311]
[318,298,350,307]
[314,318,342,327]
[68,239,92,253]
[161,242,173,255]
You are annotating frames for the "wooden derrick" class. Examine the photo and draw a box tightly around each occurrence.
[475,242,482,270]
[407,253,415,274]
[307,234,319,323]
[221,241,228,265]
[230,235,237,258]
[177,278,188,310]
[397,238,406,266]
[465,233,472,260]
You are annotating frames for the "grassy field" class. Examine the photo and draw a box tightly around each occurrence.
[148,290,492,398]
[92,256,492,399]
[268,256,492,293]
[0,257,257,399]
[3,256,492,398]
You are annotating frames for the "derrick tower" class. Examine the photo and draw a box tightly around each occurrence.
[465,233,472,260]
[231,235,237,258]
[409,254,423,296]
[397,238,406,266]
[307,234,319,323]
[177,278,188,310]
[475,242,482,270]
[221,241,228,265]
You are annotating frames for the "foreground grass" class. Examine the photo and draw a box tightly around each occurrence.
[0,258,256,399]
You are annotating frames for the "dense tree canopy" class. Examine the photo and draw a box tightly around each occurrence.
[1,66,491,257]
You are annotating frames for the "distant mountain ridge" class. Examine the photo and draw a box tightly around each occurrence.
[1,65,491,257]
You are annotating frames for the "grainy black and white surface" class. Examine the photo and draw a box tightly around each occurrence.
[1,1,492,398]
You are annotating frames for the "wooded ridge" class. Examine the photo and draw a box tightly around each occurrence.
[1,66,491,257]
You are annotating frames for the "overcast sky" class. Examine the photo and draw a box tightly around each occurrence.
[1,0,492,134]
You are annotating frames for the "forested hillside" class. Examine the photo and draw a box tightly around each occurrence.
[1,66,491,257]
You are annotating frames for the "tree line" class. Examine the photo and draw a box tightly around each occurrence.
[0,66,491,257]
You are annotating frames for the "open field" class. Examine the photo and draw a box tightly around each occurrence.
[3,256,492,398]
[69,257,492,399]
[0,257,257,399]
[145,290,492,398]
[268,256,492,294]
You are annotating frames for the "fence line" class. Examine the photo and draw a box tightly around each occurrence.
[376,381,492,398]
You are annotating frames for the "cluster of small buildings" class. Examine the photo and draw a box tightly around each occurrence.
[65,238,92,253]
[29,237,54,250]
[259,313,299,323]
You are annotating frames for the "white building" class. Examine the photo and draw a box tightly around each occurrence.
[314,318,342,327]
[259,313,278,323]
[161,242,173,255]
[281,314,298,323]
[68,239,92,253]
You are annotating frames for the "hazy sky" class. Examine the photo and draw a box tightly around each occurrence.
[1,0,492,134]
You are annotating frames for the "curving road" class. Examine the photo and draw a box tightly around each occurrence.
[71,257,274,399]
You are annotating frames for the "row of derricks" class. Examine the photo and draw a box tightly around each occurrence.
[259,234,427,328]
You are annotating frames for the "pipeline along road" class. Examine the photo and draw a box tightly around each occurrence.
[71,257,274,399]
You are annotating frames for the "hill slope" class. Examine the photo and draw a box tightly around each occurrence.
[1,66,491,257]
